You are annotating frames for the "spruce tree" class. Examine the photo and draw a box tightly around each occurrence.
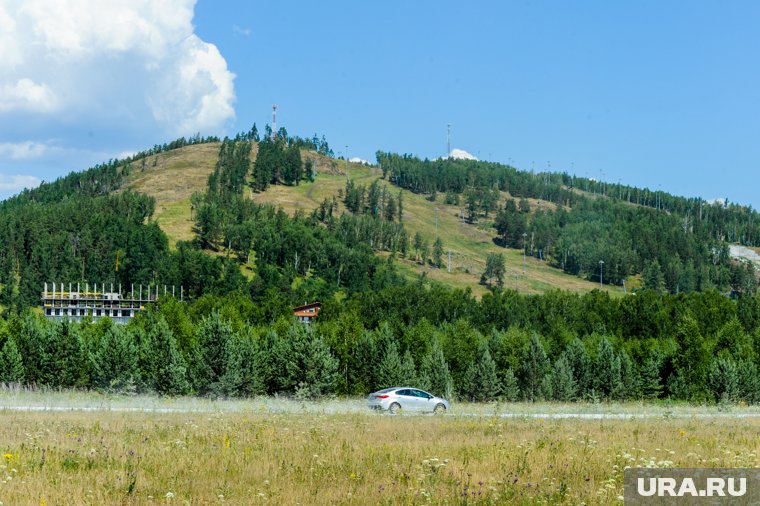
[617,350,639,400]
[419,340,453,399]
[593,337,622,400]
[551,355,577,401]
[90,326,138,392]
[564,338,592,397]
[399,350,418,387]
[377,340,405,389]
[501,368,520,401]
[521,334,549,402]
[285,323,339,399]
[461,342,500,402]
[150,317,190,396]
[707,356,739,403]
[640,352,663,400]
[0,338,24,384]
[192,312,235,395]
[737,359,760,404]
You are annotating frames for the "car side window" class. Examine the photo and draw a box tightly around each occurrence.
[397,389,411,396]
[412,389,431,398]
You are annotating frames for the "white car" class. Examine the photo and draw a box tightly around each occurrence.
[367,387,449,414]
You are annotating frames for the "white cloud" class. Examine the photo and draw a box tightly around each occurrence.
[706,197,726,206]
[0,174,41,192]
[0,0,235,135]
[349,156,370,165]
[442,148,478,161]
[0,79,59,113]
[0,141,51,160]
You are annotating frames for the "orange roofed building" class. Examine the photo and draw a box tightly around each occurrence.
[293,302,322,324]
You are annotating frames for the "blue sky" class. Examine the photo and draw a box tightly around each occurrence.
[2,1,759,207]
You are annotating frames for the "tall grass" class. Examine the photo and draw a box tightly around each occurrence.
[1,396,759,504]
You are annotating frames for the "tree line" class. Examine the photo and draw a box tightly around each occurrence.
[4,286,760,403]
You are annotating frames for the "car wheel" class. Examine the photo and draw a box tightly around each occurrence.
[433,403,446,414]
[389,402,401,415]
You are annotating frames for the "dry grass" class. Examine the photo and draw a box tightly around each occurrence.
[1,404,759,505]
[123,143,221,248]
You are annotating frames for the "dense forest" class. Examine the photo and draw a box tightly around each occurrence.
[376,152,758,295]
[3,287,760,404]
[2,129,760,404]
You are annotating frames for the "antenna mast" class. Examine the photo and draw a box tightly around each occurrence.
[447,124,451,157]
[272,104,278,139]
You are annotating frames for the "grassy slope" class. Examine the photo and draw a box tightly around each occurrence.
[123,143,624,296]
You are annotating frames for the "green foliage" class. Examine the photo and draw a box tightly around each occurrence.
[90,325,138,392]
[460,341,501,401]
[521,334,550,402]
[0,337,24,383]
[501,368,520,401]
[593,337,622,400]
[707,356,740,403]
[419,339,453,399]
[550,354,577,401]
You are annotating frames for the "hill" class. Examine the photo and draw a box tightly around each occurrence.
[121,142,624,297]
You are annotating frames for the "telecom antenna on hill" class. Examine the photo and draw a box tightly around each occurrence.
[272,104,278,139]
[447,124,451,158]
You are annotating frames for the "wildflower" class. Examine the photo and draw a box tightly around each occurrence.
[2,454,11,464]
[165,491,175,499]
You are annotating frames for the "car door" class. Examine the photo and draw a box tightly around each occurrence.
[396,389,418,411]
[411,389,433,411]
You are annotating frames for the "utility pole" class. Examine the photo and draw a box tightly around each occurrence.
[599,260,604,288]
[272,104,277,139]
[345,145,349,181]
[447,124,451,157]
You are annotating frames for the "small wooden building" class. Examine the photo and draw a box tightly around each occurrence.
[293,302,322,324]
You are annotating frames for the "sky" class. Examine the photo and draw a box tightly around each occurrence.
[1,1,759,208]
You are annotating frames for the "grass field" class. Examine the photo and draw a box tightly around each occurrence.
[1,392,760,504]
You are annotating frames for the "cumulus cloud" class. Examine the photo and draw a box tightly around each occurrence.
[0,0,235,136]
[349,156,371,165]
[0,174,41,192]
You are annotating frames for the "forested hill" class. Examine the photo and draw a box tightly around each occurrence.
[377,152,758,295]
[1,126,759,314]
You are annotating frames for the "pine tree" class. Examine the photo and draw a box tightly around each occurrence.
[461,342,501,401]
[640,353,663,400]
[617,350,639,400]
[564,338,592,398]
[551,355,577,401]
[90,326,138,392]
[399,350,418,387]
[0,338,24,383]
[737,359,760,404]
[707,356,739,403]
[150,317,190,396]
[377,340,405,389]
[53,320,87,388]
[672,312,710,401]
[285,323,339,399]
[192,312,235,395]
[501,368,520,401]
[593,337,622,400]
[521,334,549,402]
[433,237,444,268]
[419,340,453,399]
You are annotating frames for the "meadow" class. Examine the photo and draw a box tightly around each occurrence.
[1,392,760,505]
